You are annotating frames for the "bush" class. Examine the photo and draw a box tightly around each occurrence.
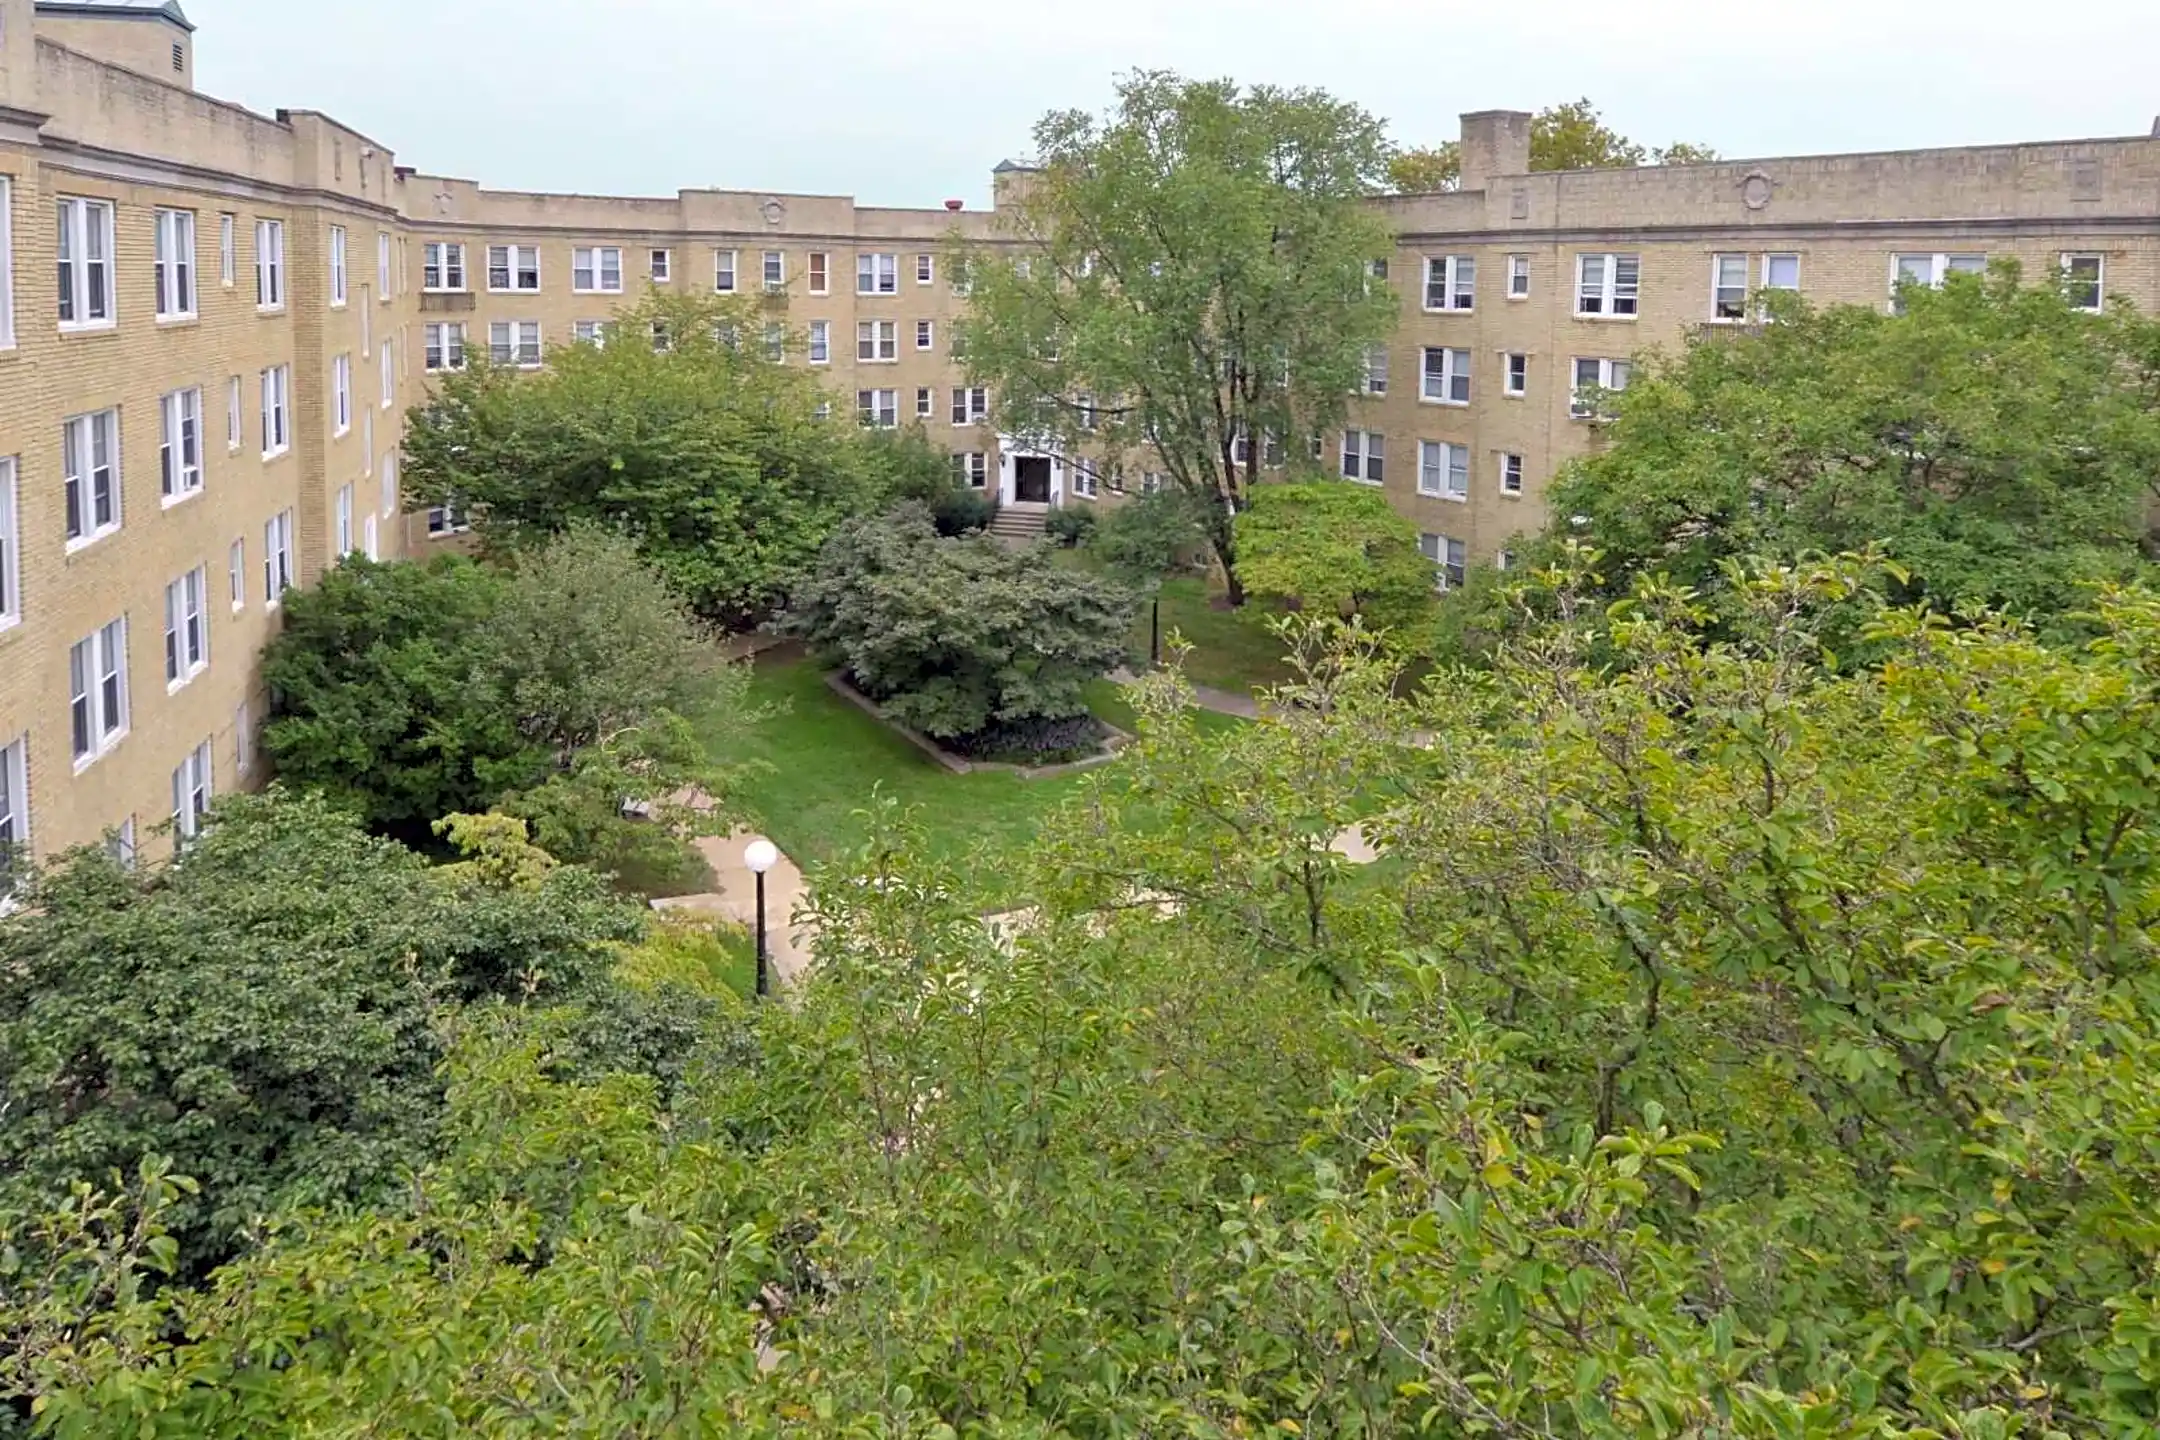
[1045,506,1098,547]
[785,504,1137,740]
[1234,480,1438,635]
[929,486,996,537]
[1088,486,1208,583]
[944,713,1111,765]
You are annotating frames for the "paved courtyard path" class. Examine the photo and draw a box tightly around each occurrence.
[653,828,816,989]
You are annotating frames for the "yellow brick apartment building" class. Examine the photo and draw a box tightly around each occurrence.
[3,0,2159,866]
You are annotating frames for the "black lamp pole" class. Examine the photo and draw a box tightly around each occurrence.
[1150,595,1161,668]
[754,869,770,1000]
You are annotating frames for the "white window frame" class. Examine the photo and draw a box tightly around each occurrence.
[264,509,295,606]
[363,511,379,562]
[69,617,130,770]
[713,248,737,293]
[1575,252,1640,319]
[229,537,245,611]
[1418,440,1469,501]
[488,320,542,368]
[1890,252,1985,310]
[334,484,354,557]
[800,319,828,365]
[950,386,988,425]
[916,319,934,352]
[857,388,899,428]
[1507,253,1530,299]
[163,566,209,690]
[424,322,466,372]
[219,212,236,287]
[1340,429,1384,484]
[1500,452,1525,497]
[1364,345,1389,395]
[762,249,785,292]
[1423,254,1476,312]
[159,387,203,503]
[227,376,242,451]
[857,252,898,295]
[649,248,671,283]
[1421,347,1471,406]
[260,364,290,458]
[915,386,933,419]
[1710,253,1750,322]
[332,353,352,434]
[807,251,829,295]
[427,502,470,537]
[154,207,196,321]
[1570,357,1632,420]
[1761,253,1801,305]
[254,218,285,311]
[381,342,396,402]
[1503,352,1528,397]
[0,733,25,870]
[172,740,212,847]
[421,240,466,293]
[62,409,121,550]
[0,458,16,632]
[57,196,115,330]
[2061,252,2105,313]
[565,245,620,295]
[329,224,348,306]
[486,242,541,293]
[235,701,255,777]
[378,230,392,297]
[1421,533,1467,591]
[857,319,898,362]
[0,178,14,349]
[382,451,399,517]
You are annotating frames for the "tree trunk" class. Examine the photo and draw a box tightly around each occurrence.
[1215,532,1245,607]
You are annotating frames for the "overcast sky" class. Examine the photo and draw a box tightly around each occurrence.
[190,0,2160,207]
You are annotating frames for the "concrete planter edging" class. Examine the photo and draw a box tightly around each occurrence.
[823,671,1132,781]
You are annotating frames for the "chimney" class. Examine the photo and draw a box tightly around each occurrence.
[1458,110,1533,193]
[945,198,963,212]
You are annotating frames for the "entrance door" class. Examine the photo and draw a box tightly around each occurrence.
[1014,456,1052,504]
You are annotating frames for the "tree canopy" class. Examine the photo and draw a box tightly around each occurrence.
[958,70,1399,603]
[1233,478,1436,633]
[1388,97,1719,192]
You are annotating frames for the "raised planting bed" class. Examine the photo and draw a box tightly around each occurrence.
[824,671,1131,781]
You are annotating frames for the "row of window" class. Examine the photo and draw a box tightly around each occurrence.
[855,386,992,428]
[1341,430,1531,505]
[1403,249,2108,320]
[1360,345,1631,416]
[417,241,954,298]
[0,718,253,877]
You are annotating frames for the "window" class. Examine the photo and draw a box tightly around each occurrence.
[714,248,737,293]
[68,617,129,766]
[0,179,16,348]
[1507,254,1530,299]
[813,401,831,420]
[916,319,934,351]
[359,286,372,356]
[857,319,897,361]
[378,231,392,296]
[1080,396,1101,433]
[951,261,973,299]
[56,196,115,328]
[0,458,16,630]
[1341,429,1384,484]
[260,364,290,457]
[1368,257,1390,283]
[235,701,255,777]
[650,319,670,352]
[570,319,604,347]
[382,451,399,517]
[382,340,396,399]
[1570,357,1632,420]
[486,243,540,292]
[857,389,898,428]
[332,353,351,433]
[364,512,378,561]
[264,510,294,604]
[1421,347,1471,405]
[1421,533,1467,591]
[953,451,987,488]
[422,241,466,291]
[227,376,241,450]
[171,740,212,847]
[424,322,466,371]
[62,409,121,548]
[1423,254,1476,311]
[1504,352,1527,396]
[2063,253,2105,312]
[489,320,542,367]
[254,219,285,309]
[1140,471,1164,495]
[1762,253,1800,299]
[1710,253,1749,321]
[219,212,235,286]
[1500,452,1524,496]
[1498,549,1517,572]
[1891,252,1985,311]
[915,386,933,419]
[154,208,196,319]
[328,224,348,305]
[857,252,897,295]
[427,502,470,537]
[1575,253,1640,317]
[572,245,623,293]
[915,252,935,285]
[950,386,988,425]
[0,734,24,873]
[228,538,244,610]
[807,251,828,294]
[761,322,783,362]
[1418,440,1469,501]
[762,250,785,291]
[807,319,830,364]
[334,484,354,556]
[649,248,671,283]
[163,566,208,687]
[159,388,202,502]
[1072,462,1099,498]
[1364,345,1389,395]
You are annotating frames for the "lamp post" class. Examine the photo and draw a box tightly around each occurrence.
[744,838,780,1000]
[1150,594,1161,668]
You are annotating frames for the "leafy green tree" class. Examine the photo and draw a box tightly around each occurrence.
[0,789,639,1275]
[1086,484,1206,585]
[1545,265,2160,624]
[1390,101,1716,191]
[402,293,921,624]
[784,504,1136,740]
[1233,480,1436,633]
[958,70,1398,604]
[1385,143,1459,192]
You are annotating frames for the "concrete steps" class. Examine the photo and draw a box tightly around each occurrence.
[987,501,1049,545]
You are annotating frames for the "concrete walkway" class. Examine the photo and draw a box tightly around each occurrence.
[1108,667,1263,720]
[653,828,816,989]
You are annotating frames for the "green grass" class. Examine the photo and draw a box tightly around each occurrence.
[1050,549,1299,697]
[1081,678,1249,740]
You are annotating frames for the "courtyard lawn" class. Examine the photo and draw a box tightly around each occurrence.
[1048,549,1300,698]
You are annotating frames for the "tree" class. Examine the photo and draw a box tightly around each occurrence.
[401,293,922,625]
[1544,264,2160,625]
[1385,143,1459,192]
[784,504,1136,741]
[958,71,1399,605]
[1389,99,1715,191]
[1233,480,1436,633]
[1087,484,1206,585]
[0,789,640,1275]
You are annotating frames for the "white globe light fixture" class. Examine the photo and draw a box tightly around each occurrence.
[745,839,780,875]
[744,838,781,999]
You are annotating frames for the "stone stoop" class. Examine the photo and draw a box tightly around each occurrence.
[987,501,1050,546]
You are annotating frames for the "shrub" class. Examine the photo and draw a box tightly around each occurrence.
[943,713,1111,765]
[1045,505,1098,547]
[1234,480,1438,635]
[929,486,996,537]
[785,504,1137,740]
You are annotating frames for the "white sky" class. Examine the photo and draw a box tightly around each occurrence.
[190,0,2160,207]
